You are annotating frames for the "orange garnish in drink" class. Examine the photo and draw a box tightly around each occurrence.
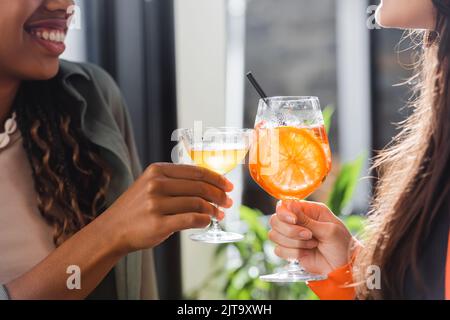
[249,126,328,200]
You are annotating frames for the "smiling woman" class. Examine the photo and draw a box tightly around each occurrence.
[0,0,233,300]
[0,0,71,81]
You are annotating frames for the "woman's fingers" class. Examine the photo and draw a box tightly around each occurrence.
[269,214,313,240]
[149,178,232,208]
[282,200,339,224]
[274,246,312,261]
[151,197,225,219]
[269,229,318,249]
[164,213,212,233]
[276,201,332,239]
[275,205,298,224]
[147,163,234,192]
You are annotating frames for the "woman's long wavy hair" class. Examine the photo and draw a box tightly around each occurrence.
[356,0,450,299]
[14,73,111,247]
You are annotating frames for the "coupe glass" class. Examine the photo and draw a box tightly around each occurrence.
[180,127,253,244]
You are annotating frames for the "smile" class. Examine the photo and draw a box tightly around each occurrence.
[28,28,66,44]
[24,19,68,56]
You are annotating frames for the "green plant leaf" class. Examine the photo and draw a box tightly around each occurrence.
[240,206,267,241]
[343,214,366,236]
[322,105,335,134]
[214,243,228,258]
[326,153,365,216]
[235,241,251,260]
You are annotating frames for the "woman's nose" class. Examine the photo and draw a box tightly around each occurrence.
[42,0,75,13]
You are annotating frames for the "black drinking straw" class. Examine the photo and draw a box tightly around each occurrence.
[246,72,269,104]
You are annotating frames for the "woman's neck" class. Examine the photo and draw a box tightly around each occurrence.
[0,77,20,126]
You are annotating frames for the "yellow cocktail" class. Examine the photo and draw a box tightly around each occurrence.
[180,127,253,244]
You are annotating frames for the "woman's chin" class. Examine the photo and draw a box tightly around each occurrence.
[24,61,60,81]
[375,2,436,30]
[375,5,384,27]
[375,5,398,29]
[36,68,59,80]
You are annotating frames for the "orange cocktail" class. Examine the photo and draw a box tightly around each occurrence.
[248,96,331,283]
[249,125,331,200]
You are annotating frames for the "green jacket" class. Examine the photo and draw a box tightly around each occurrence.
[0,60,158,300]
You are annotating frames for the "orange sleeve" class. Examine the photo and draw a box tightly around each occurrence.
[307,263,355,300]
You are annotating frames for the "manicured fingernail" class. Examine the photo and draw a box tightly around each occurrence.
[299,231,311,240]
[218,211,225,221]
[225,179,234,191]
[226,197,233,207]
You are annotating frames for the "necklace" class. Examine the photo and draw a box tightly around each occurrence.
[0,112,18,150]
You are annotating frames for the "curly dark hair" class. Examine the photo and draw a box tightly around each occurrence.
[14,75,111,246]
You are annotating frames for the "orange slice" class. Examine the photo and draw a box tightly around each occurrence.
[249,126,328,200]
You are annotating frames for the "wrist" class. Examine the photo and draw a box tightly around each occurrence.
[93,208,130,258]
[348,237,362,263]
[329,233,357,271]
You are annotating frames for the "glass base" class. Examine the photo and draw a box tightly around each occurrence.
[189,230,244,244]
[260,264,327,283]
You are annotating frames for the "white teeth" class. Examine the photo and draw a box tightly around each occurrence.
[30,29,66,43]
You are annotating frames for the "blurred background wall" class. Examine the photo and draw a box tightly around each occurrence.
[174,0,228,299]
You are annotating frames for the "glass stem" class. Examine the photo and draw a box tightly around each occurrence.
[208,204,223,233]
[210,216,221,232]
[286,200,304,272]
[287,259,304,272]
